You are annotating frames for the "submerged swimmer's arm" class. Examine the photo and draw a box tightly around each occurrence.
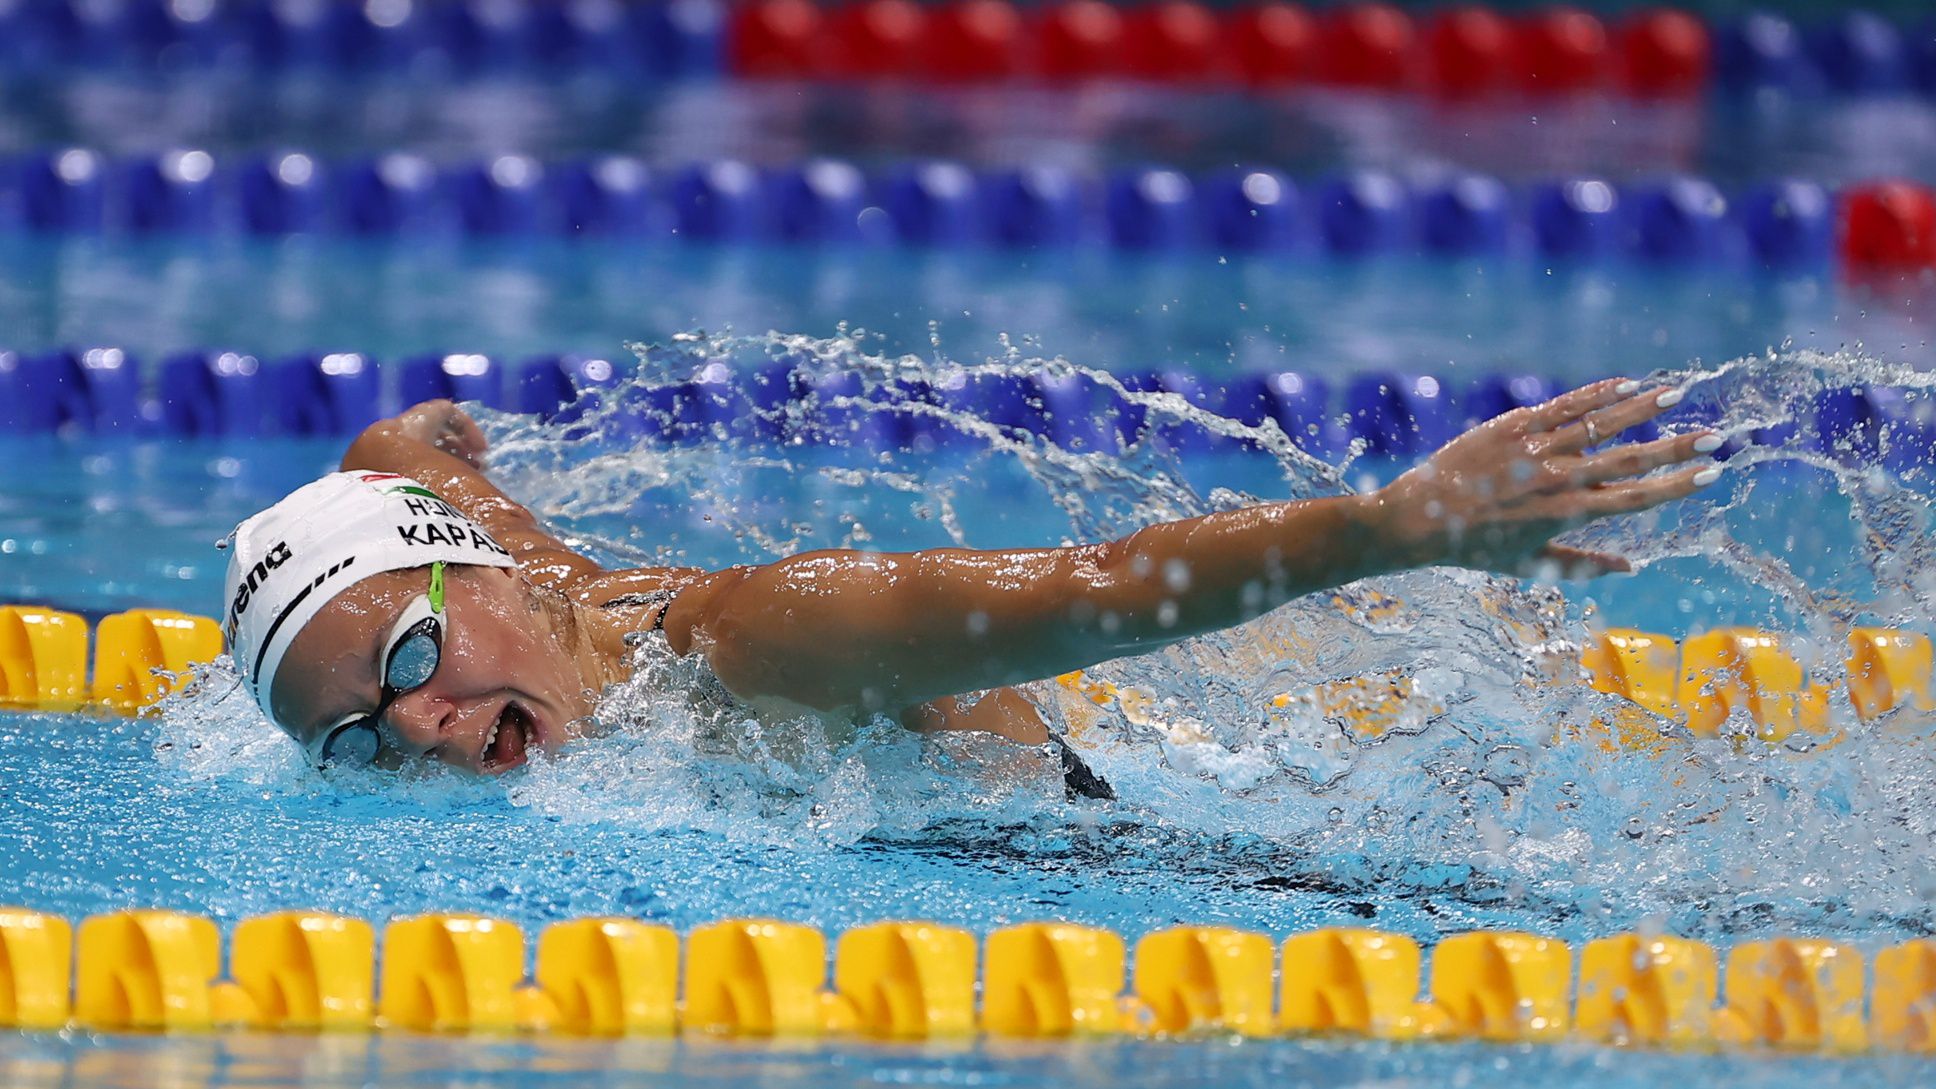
[667,378,1722,715]
[341,399,604,587]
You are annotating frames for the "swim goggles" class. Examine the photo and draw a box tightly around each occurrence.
[314,562,448,769]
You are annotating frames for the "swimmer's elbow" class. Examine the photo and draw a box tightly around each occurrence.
[340,421,399,472]
[340,422,385,468]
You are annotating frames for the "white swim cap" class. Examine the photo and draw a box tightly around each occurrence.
[221,470,517,725]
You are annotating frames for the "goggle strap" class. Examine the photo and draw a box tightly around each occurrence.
[429,560,446,614]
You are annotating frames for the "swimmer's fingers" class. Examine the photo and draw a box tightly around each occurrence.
[447,410,490,468]
[1514,378,1636,434]
[1531,543,1632,578]
[1559,464,1721,520]
[1555,430,1717,487]
[1543,386,1685,454]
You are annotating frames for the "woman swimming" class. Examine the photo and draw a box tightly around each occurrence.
[221,376,1719,792]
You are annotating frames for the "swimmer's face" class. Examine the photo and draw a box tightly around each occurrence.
[270,565,591,775]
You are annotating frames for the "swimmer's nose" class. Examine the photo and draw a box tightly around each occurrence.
[382,689,457,762]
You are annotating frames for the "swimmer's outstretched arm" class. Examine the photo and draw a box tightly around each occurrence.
[668,378,1720,717]
[339,382,1717,724]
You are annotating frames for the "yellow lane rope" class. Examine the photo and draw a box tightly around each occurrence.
[0,909,1926,1051]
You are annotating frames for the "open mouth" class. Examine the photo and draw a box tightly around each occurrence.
[480,701,536,772]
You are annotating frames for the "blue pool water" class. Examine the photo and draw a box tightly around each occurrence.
[10,70,1936,183]
[4,1031,1936,1089]
[5,319,1936,1085]
[2,235,1935,375]
[5,29,1936,1085]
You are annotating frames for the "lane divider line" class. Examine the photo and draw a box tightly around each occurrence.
[0,149,1912,273]
[0,606,219,716]
[1,907,1931,1053]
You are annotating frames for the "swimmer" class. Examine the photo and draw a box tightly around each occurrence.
[222,377,1719,797]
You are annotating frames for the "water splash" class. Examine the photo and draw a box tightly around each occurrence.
[152,331,1936,939]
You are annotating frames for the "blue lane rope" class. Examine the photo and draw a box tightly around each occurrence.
[0,148,1845,270]
[0,348,1926,473]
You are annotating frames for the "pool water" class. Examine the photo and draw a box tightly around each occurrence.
[6,330,1936,1085]
[2,234,1931,375]
[6,13,1936,1083]
[13,69,1936,184]
[4,1030,1935,1089]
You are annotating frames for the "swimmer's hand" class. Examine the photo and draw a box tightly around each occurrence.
[1366,377,1721,579]
[393,399,489,470]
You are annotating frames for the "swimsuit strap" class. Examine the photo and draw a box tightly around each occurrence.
[601,589,676,632]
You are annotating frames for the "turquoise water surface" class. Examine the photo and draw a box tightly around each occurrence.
[4,53,1936,1078]
[4,302,1936,1086]
[11,6,1936,1077]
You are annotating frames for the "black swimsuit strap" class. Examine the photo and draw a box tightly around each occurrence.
[601,590,675,631]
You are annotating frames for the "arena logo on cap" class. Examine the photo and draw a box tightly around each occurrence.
[225,539,293,636]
